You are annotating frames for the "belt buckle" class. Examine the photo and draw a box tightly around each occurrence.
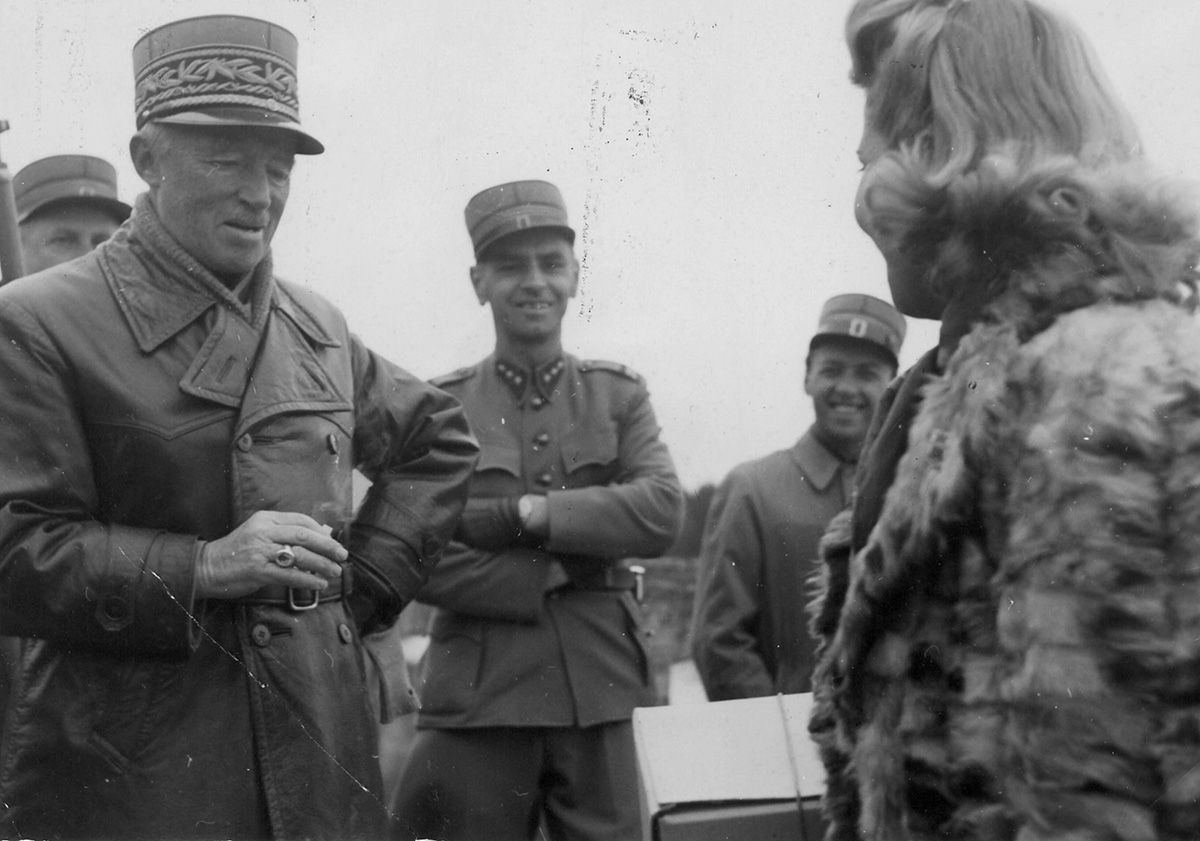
[287,587,320,611]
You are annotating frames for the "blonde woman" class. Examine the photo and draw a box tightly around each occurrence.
[811,1,1200,837]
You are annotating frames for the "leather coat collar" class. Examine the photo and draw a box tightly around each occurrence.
[98,194,339,354]
[95,193,346,426]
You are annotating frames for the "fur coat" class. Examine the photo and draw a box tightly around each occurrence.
[809,157,1200,840]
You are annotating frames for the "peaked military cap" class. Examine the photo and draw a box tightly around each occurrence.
[810,293,907,364]
[14,155,132,225]
[465,180,575,259]
[132,14,323,155]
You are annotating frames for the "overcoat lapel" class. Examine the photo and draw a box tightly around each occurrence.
[234,297,351,437]
[178,307,261,408]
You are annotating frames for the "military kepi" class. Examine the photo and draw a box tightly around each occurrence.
[14,155,132,225]
[132,14,323,155]
[811,293,906,364]
[465,180,575,259]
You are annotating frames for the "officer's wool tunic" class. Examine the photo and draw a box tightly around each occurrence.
[415,353,683,728]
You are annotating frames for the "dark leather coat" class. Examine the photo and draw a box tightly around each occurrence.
[0,202,477,840]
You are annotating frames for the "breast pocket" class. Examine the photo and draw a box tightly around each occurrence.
[235,410,356,525]
[469,445,523,497]
[560,425,619,488]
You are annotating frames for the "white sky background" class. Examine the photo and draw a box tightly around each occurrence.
[3,0,1200,489]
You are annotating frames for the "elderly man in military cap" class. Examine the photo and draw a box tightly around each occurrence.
[395,180,683,841]
[0,14,477,840]
[690,293,905,701]
[14,154,131,275]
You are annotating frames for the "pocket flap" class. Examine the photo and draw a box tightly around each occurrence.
[475,446,522,477]
[561,426,618,473]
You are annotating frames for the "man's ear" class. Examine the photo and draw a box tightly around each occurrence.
[129,134,160,191]
[469,265,488,306]
[567,256,580,298]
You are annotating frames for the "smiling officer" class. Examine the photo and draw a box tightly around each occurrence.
[396,180,684,841]
[690,293,905,701]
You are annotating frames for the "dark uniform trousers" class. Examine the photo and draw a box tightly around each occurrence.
[395,353,683,841]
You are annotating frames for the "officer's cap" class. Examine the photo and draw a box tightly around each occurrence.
[810,293,906,366]
[465,180,575,260]
[133,15,323,155]
[14,155,132,225]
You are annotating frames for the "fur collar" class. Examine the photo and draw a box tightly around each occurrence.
[877,155,1200,352]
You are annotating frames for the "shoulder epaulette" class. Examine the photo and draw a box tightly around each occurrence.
[579,359,643,383]
[429,366,476,388]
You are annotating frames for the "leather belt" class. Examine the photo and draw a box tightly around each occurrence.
[567,566,640,593]
[242,570,349,612]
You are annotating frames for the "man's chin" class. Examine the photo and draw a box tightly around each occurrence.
[822,421,869,449]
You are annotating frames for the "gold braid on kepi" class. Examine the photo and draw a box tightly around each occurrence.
[131,15,323,155]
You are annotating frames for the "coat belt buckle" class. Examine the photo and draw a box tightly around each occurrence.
[287,588,320,611]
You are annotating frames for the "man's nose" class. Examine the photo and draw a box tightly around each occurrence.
[829,374,858,394]
[238,168,272,209]
[520,265,548,287]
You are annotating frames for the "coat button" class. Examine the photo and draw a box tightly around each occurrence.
[530,396,545,409]
[338,623,353,644]
[533,432,550,447]
[423,536,442,557]
[327,433,340,454]
[251,624,272,647]
[536,472,553,487]
[101,596,128,621]
[96,595,132,630]
[237,434,253,452]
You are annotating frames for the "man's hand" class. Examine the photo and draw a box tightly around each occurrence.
[195,511,348,599]
[518,494,550,538]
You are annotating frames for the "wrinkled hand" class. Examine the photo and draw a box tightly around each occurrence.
[195,510,348,599]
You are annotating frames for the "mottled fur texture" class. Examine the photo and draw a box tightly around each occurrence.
[810,157,1200,840]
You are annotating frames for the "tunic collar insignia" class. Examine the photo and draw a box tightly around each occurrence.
[495,356,566,404]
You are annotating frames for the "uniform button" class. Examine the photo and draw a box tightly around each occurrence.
[533,432,550,447]
[237,434,253,452]
[530,396,545,409]
[536,473,553,487]
[327,433,340,454]
[338,623,353,644]
[251,624,272,647]
[101,596,128,621]
[423,536,442,557]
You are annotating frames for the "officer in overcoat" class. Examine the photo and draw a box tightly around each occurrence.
[0,15,477,840]
[691,294,904,700]
[395,180,683,841]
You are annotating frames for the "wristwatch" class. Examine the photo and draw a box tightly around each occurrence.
[517,495,534,528]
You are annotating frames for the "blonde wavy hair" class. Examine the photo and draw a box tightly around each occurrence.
[848,0,1141,185]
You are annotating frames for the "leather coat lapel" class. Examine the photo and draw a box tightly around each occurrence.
[178,308,261,408]
[234,303,351,437]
